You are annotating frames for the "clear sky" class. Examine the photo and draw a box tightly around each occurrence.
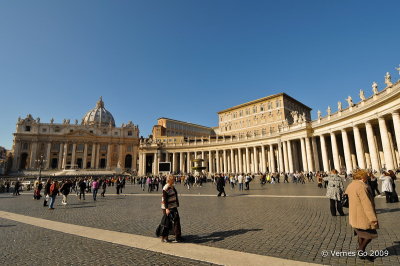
[1,0,399,149]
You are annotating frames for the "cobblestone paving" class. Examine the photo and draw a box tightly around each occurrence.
[0,218,217,266]
[1,181,399,266]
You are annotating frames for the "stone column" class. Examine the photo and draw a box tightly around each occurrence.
[138,152,143,175]
[58,143,63,169]
[179,152,184,173]
[311,137,320,171]
[222,150,227,173]
[300,138,308,172]
[235,150,239,173]
[29,142,38,169]
[216,150,220,173]
[143,153,147,175]
[245,147,250,173]
[378,117,395,170]
[283,141,289,173]
[96,144,101,169]
[45,142,51,169]
[287,140,294,173]
[341,129,353,174]
[320,135,329,172]
[353,125,366,169]
[117,144,123,169]
[270,145,276,172]
[230,149,234,173]
[71,143,77,169]
[62,143,68,169]
[172,152,177,173]
[365,121,380,172]
[12,142,21,171]
[83,143,88,169]
[392,112,400,163]
[91,144,96,169]
[305,137,314,172]
[132,150,137,172]
[278,142,284,173]
[330,132,340,171]
[252,147,258,173]
[209,151,213,173]
[153,152,157,174]
[238,148,243,173]
[187,152,191,173]
[260,145,266,173]
[106,144,112,169]
[165,151,169,162]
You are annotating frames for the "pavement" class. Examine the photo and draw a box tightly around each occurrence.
[0,180,399,266]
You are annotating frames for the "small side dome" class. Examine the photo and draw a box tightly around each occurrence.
[82,97,115,127]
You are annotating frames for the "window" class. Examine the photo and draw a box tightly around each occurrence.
[42,128,47,133]
[276,100,280,108]
[52,143,60,151]
[25,126,31,132]
[77,144,84,152]
[114,132,118,136]
[253,106,257,113]
[127,145,133,152]
[128,131,133,136]
[89,130,93,133]
[100,145,107,151]
[102,130,107,135]
[70,129,73,133]
[239,110,243,117]
[260,104,264,112]
[22,143,29,150]
[55,127,60,133]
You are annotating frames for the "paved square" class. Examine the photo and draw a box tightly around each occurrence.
[0,180,399,265]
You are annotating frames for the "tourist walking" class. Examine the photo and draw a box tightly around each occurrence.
[238,173,244,191]
[367,172,380,197]
[33,178,42,200]
[345,169,379,262]
[13,178,21,196]
[92,178,99,201]
[324,170,345,216]
[49,181,60,210]
[60,180,71,205]
[43,179,52,207]
[101,178,107,197]
[380,172,393,203]
[78,179,86,200]
[159,175,183,243]
[216,175,226,197]
[388,170,399,203]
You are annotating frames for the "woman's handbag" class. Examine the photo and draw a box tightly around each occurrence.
[342,194,349,208]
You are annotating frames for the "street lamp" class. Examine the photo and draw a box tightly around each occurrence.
[35,154,47,179]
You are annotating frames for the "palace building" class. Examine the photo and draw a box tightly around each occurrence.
[139,69,400,176]
[11,97,139,173]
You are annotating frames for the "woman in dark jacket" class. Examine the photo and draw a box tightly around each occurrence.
[388,170,399,202]
[159,175,182,243]
[43,179,52,207]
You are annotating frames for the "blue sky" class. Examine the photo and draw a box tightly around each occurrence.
[1,0,399,149]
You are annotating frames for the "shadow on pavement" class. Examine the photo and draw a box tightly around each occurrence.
[384,241,400,257]
[376,208,400,214]
[185,228,262,244]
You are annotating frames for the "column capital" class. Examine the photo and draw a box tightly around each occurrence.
[392,111,400,116]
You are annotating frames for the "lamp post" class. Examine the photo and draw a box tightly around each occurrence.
[35,154,47,179]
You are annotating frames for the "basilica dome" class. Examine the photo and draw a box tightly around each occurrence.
[82,97,116,127]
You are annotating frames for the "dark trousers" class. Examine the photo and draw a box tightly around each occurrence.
[217,187,226,196]
[330,199,344,216]
[385,191,392,203]
[79,190,85,200]
[161,209,182,238]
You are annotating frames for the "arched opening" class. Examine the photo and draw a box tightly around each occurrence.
[51,158,58,169]
[76,158,83,169]
[125,154,132,169]
[86,162,91,169]
[100,158,106,169]
[20,153,29,170]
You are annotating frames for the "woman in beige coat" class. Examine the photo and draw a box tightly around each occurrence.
[345,169,378,262]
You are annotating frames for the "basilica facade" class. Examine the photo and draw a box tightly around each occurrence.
[11,97,140,173]
[139,69,400,176]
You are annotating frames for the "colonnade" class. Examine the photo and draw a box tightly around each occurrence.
[139,111,400,175]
